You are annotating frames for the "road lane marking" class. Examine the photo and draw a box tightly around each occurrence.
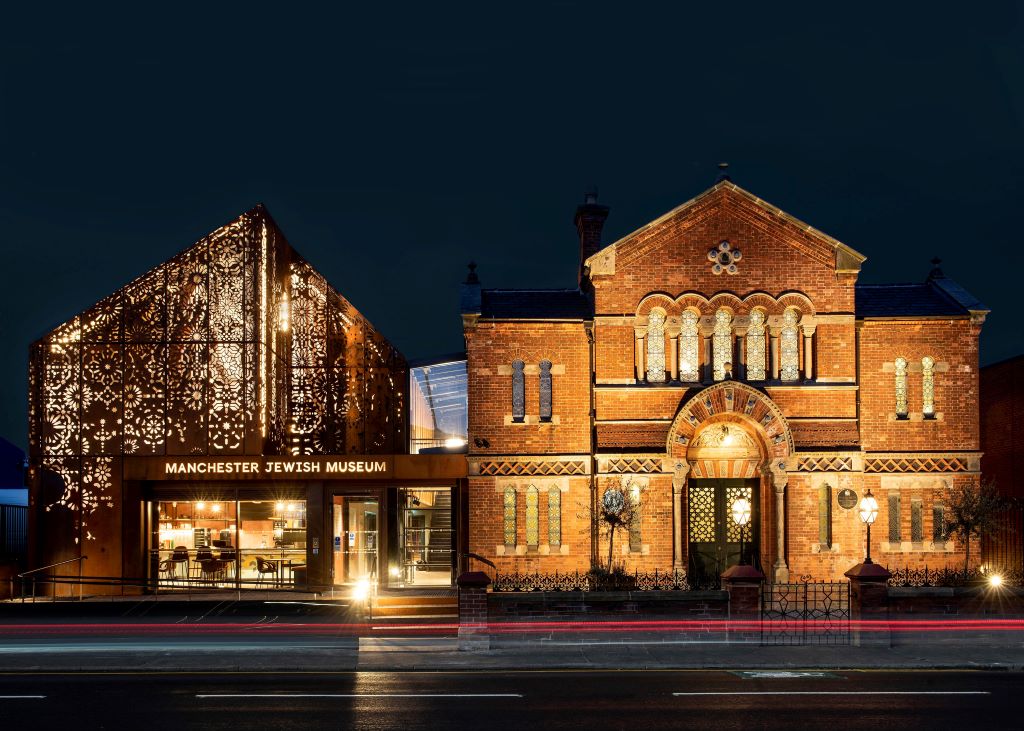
[196,693,522,698]
[673,691,990,696]
[0,695,46,699]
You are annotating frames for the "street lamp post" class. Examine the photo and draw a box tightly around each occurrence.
[858,488,879,564]
[731,497,752,566]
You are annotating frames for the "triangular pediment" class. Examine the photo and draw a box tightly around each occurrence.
[584,182,865,279]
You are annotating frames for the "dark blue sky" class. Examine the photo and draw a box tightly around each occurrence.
[2,3,1023,450]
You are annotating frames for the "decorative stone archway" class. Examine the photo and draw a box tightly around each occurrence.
[665,382,794,582]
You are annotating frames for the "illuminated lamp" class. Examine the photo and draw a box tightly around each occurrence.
[858,489,879,564]
[730,497,752,565]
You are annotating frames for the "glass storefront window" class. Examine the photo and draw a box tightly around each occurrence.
[395,487,452,587]
[154,498,306,588]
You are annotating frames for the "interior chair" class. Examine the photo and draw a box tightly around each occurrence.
[200,559,226,584]
[193,548,214,578]
[255,557,277,588]
[217,548,237,578]
[169,546,189,579]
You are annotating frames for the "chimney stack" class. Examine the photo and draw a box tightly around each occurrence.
[574,187,610,284]
[460,261,481,315]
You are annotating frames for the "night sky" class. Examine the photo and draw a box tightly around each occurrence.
[2,4,1023,452]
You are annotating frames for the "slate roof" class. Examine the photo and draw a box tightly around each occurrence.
[855,276,988,319]
[479,289,591,320]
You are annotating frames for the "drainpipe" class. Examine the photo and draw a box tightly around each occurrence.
[586,320,598,569]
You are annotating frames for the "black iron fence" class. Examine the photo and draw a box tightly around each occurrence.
[492,569,697,592]
[1,504,27,560]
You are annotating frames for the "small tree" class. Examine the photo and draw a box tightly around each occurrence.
[941,479,1004,575]
[578,477,645,575]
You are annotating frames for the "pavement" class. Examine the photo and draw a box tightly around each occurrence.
[2,597,1023,673]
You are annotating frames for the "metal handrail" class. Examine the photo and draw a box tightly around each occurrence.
[18,556,88,578]
[15,556,87,603]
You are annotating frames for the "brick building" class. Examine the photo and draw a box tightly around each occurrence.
[461,180,989,584]
[981,355,1024,500]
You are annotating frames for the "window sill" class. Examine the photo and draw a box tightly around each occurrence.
[619,543,650,556]
[881,541,956,553]
[504,415,561,425]
[888,413,944,422]
[495,544,570,556]
[810,543,841,554]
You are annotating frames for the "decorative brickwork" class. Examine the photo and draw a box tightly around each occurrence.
[475,459,587,477]
[796,455,854,472]
[865,455,971,474]
[600,457,663,474]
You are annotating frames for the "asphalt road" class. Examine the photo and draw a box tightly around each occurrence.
[0,670,1017,730]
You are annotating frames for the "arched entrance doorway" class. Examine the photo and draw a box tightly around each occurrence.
[665,382,794,583]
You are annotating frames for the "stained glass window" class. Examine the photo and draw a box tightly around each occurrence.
[911,498,923,542]
[780,308,800,382]
[511,360,525,422]
[888,493,901,542]
[539,360,552,422]
[712,308,733,381]
[922,356,935,418]
[679,310,700,382]
[548,486,561,546]
[503,486,516,547]
[933,504,947,542]
[646,310,666,383]
[525,485,539,548]
[746,309,766,381]
[894,357,908,418]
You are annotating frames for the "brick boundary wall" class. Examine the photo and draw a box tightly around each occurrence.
[887,586,1024,616]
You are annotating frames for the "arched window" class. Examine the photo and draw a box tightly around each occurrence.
[780,308,800,382]
[525,485,540,548]
[712,308,732,381]
[922,356,935,418]
[503,486,516,547]
[679,310,700,382]
[746,309,767,381]
[511,360,525,422]
[539,360,552,422]
[646,310,666,383]
[894,357,908,418]
[548,486,561,546]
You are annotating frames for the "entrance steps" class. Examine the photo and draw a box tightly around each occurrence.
[371,593,458,620]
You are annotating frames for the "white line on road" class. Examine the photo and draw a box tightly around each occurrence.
[196,693,523,699]
[0,695,46,699]
[673,691,991,696]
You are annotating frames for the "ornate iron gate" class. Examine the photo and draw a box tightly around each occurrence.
[761,581,850,645]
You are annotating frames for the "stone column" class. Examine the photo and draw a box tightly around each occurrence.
[671,460,690,572]
[634,327,646,382]
[457,571,492,651]
[769,327,781,380]
[734,330,747,381]
[802,324,816,381]
[667,318,680,382]
[770,464,789,583]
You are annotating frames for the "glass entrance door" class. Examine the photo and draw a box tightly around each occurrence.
[687,479,758,587]
[332,496,379,585]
